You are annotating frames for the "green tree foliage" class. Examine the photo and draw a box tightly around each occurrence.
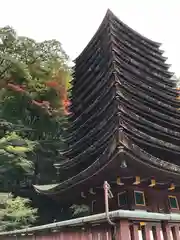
[0,132,36,188]
[70,204,90,217]
[0,26,71,187]
[0,193,37,231]
[0,26,71,230]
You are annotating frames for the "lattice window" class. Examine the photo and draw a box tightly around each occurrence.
[134,191,146,206]
[91,200,96,213]
[117,192,128,207]
[168,196,179,210]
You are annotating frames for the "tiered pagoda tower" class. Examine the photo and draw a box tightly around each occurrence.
[35,10,180,214]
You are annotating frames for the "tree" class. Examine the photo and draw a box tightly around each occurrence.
[70,204,90,218]
[0,26,71,229]
[0,26,71,188]
[0,131,36,190]
[0,193,37,231]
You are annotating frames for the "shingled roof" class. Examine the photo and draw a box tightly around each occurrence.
[34,9,180,195]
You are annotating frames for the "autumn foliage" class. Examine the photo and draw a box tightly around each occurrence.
[0,26,72,229]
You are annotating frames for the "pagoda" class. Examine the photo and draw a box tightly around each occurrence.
[34,10,180,214]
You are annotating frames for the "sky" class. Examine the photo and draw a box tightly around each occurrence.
[0,0,180,75]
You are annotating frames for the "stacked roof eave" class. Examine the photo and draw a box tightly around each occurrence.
[34,10,180,195]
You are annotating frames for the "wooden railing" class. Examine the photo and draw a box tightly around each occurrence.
[1,210,180,239]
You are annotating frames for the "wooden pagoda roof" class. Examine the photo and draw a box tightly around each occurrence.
[34,9,180,196]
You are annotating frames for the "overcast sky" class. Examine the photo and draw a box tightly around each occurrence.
[0,0,180,75]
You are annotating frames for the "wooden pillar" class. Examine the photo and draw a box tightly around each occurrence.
[171,225,180,240]
[141,225,151,240]
[130,224,139,240]
[117,220,131,240]
[152,225,162,240]
[54,232,60,240]
[60,232,65,240]
[162,221,172,240]
[91,229,99,240]
[59,232,65,240]
[80,231,89,240]
[88,231,93,240]
[64,232,72,240]
[73,232,81,240]
[106,231,110,240]
[101,228,110,240]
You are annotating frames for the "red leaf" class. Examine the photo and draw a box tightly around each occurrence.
[7,83,26,93]
[62,99,70,107]
[46,81,59,88]
[31,100,43,106]
[42,101,50,107]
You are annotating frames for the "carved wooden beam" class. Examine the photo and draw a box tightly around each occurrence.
[116,177,124,186]
[133,176,141,185]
